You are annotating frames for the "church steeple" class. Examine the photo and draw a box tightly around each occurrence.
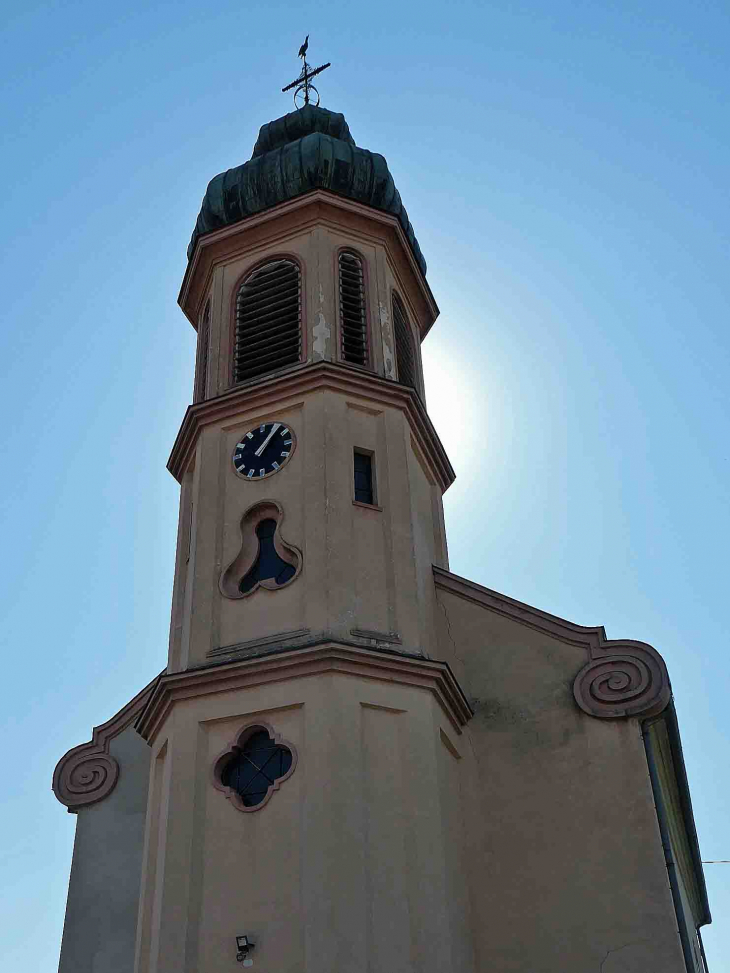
[170,102,451,674]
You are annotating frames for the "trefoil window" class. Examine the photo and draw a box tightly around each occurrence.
[240,519,296,593]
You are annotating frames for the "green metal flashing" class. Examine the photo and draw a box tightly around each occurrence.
[188,105,426,276]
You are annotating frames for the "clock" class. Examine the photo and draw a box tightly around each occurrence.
[232,422,295,480]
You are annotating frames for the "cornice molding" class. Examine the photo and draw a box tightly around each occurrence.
[433,567,671,720]
[52,675,161,813]
[167,361,455,493]
[135,642,473,744]
[180,189,438,333]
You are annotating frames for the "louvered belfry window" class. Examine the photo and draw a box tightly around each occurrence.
[392,294,418,391]
[194,300,210,403]
[339,251,368,366]
[234,259,302,384]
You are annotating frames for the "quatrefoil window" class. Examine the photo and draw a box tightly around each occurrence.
[213,723,297,812]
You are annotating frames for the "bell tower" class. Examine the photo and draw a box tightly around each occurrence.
[130,102,474,973]
[167,104,453,677]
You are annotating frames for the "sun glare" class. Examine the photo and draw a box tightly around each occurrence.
[422,338,487,477]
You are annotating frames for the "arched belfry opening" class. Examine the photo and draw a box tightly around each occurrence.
[234,259,302,385]
[392,292,419,393]
[338,250,368,367]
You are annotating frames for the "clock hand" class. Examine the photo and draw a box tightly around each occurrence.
[255,423,281,457]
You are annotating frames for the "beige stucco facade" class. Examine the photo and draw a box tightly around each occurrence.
[131,647,472,973]
[53,122,710,973]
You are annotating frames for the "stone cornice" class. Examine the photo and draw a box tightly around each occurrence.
[167,361,456,493]
[433,567,671,720]
[52,675,161,813]
[135,642,473,744]
[180,189,438,334]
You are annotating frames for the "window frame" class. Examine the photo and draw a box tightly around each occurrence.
[212,720,298,814]
[352,447,381,510]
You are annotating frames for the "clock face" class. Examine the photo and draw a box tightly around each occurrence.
[232,422,295,480]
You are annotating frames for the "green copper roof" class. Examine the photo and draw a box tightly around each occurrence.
[188,105,426,275]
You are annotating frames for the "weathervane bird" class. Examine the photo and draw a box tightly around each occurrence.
[282,37,330,108]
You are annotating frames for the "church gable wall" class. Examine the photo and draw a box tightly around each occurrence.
[57,725,150,973]
[433,575,687,972]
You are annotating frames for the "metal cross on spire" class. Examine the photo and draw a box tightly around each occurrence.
[282,36,331,109]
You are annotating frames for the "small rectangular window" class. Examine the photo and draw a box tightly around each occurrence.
[353,451,374,505]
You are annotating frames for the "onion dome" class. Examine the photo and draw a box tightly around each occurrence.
[188,104,426,276]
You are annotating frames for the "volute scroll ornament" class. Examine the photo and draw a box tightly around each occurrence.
[572,641,670,720]
[52,678,157,812]
[53,751,119,811]
[432,568,671,722]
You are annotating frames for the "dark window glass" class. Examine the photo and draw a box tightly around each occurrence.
[234,260,301,384]
[339,252,368,366]
[392,294,418,391]
[240,518,296,594]
[354,451,374,505]
[221,729,293,808]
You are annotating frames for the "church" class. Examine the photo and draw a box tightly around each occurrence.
[52,58,711,972]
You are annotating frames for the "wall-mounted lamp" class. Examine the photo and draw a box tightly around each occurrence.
[236,934,255,965]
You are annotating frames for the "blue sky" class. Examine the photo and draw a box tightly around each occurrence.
[1,0,728,968]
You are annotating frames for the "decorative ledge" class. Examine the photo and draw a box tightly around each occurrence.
[350,627,402,645]
[208,628,312,660]
[167,361,455,494]
[52,676,161,813]
[136,642,473,744]
[180,190,438,335]
[433,567,671,720]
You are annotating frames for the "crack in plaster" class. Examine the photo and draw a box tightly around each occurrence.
[599,941,646,972]
[438,593,458,661]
